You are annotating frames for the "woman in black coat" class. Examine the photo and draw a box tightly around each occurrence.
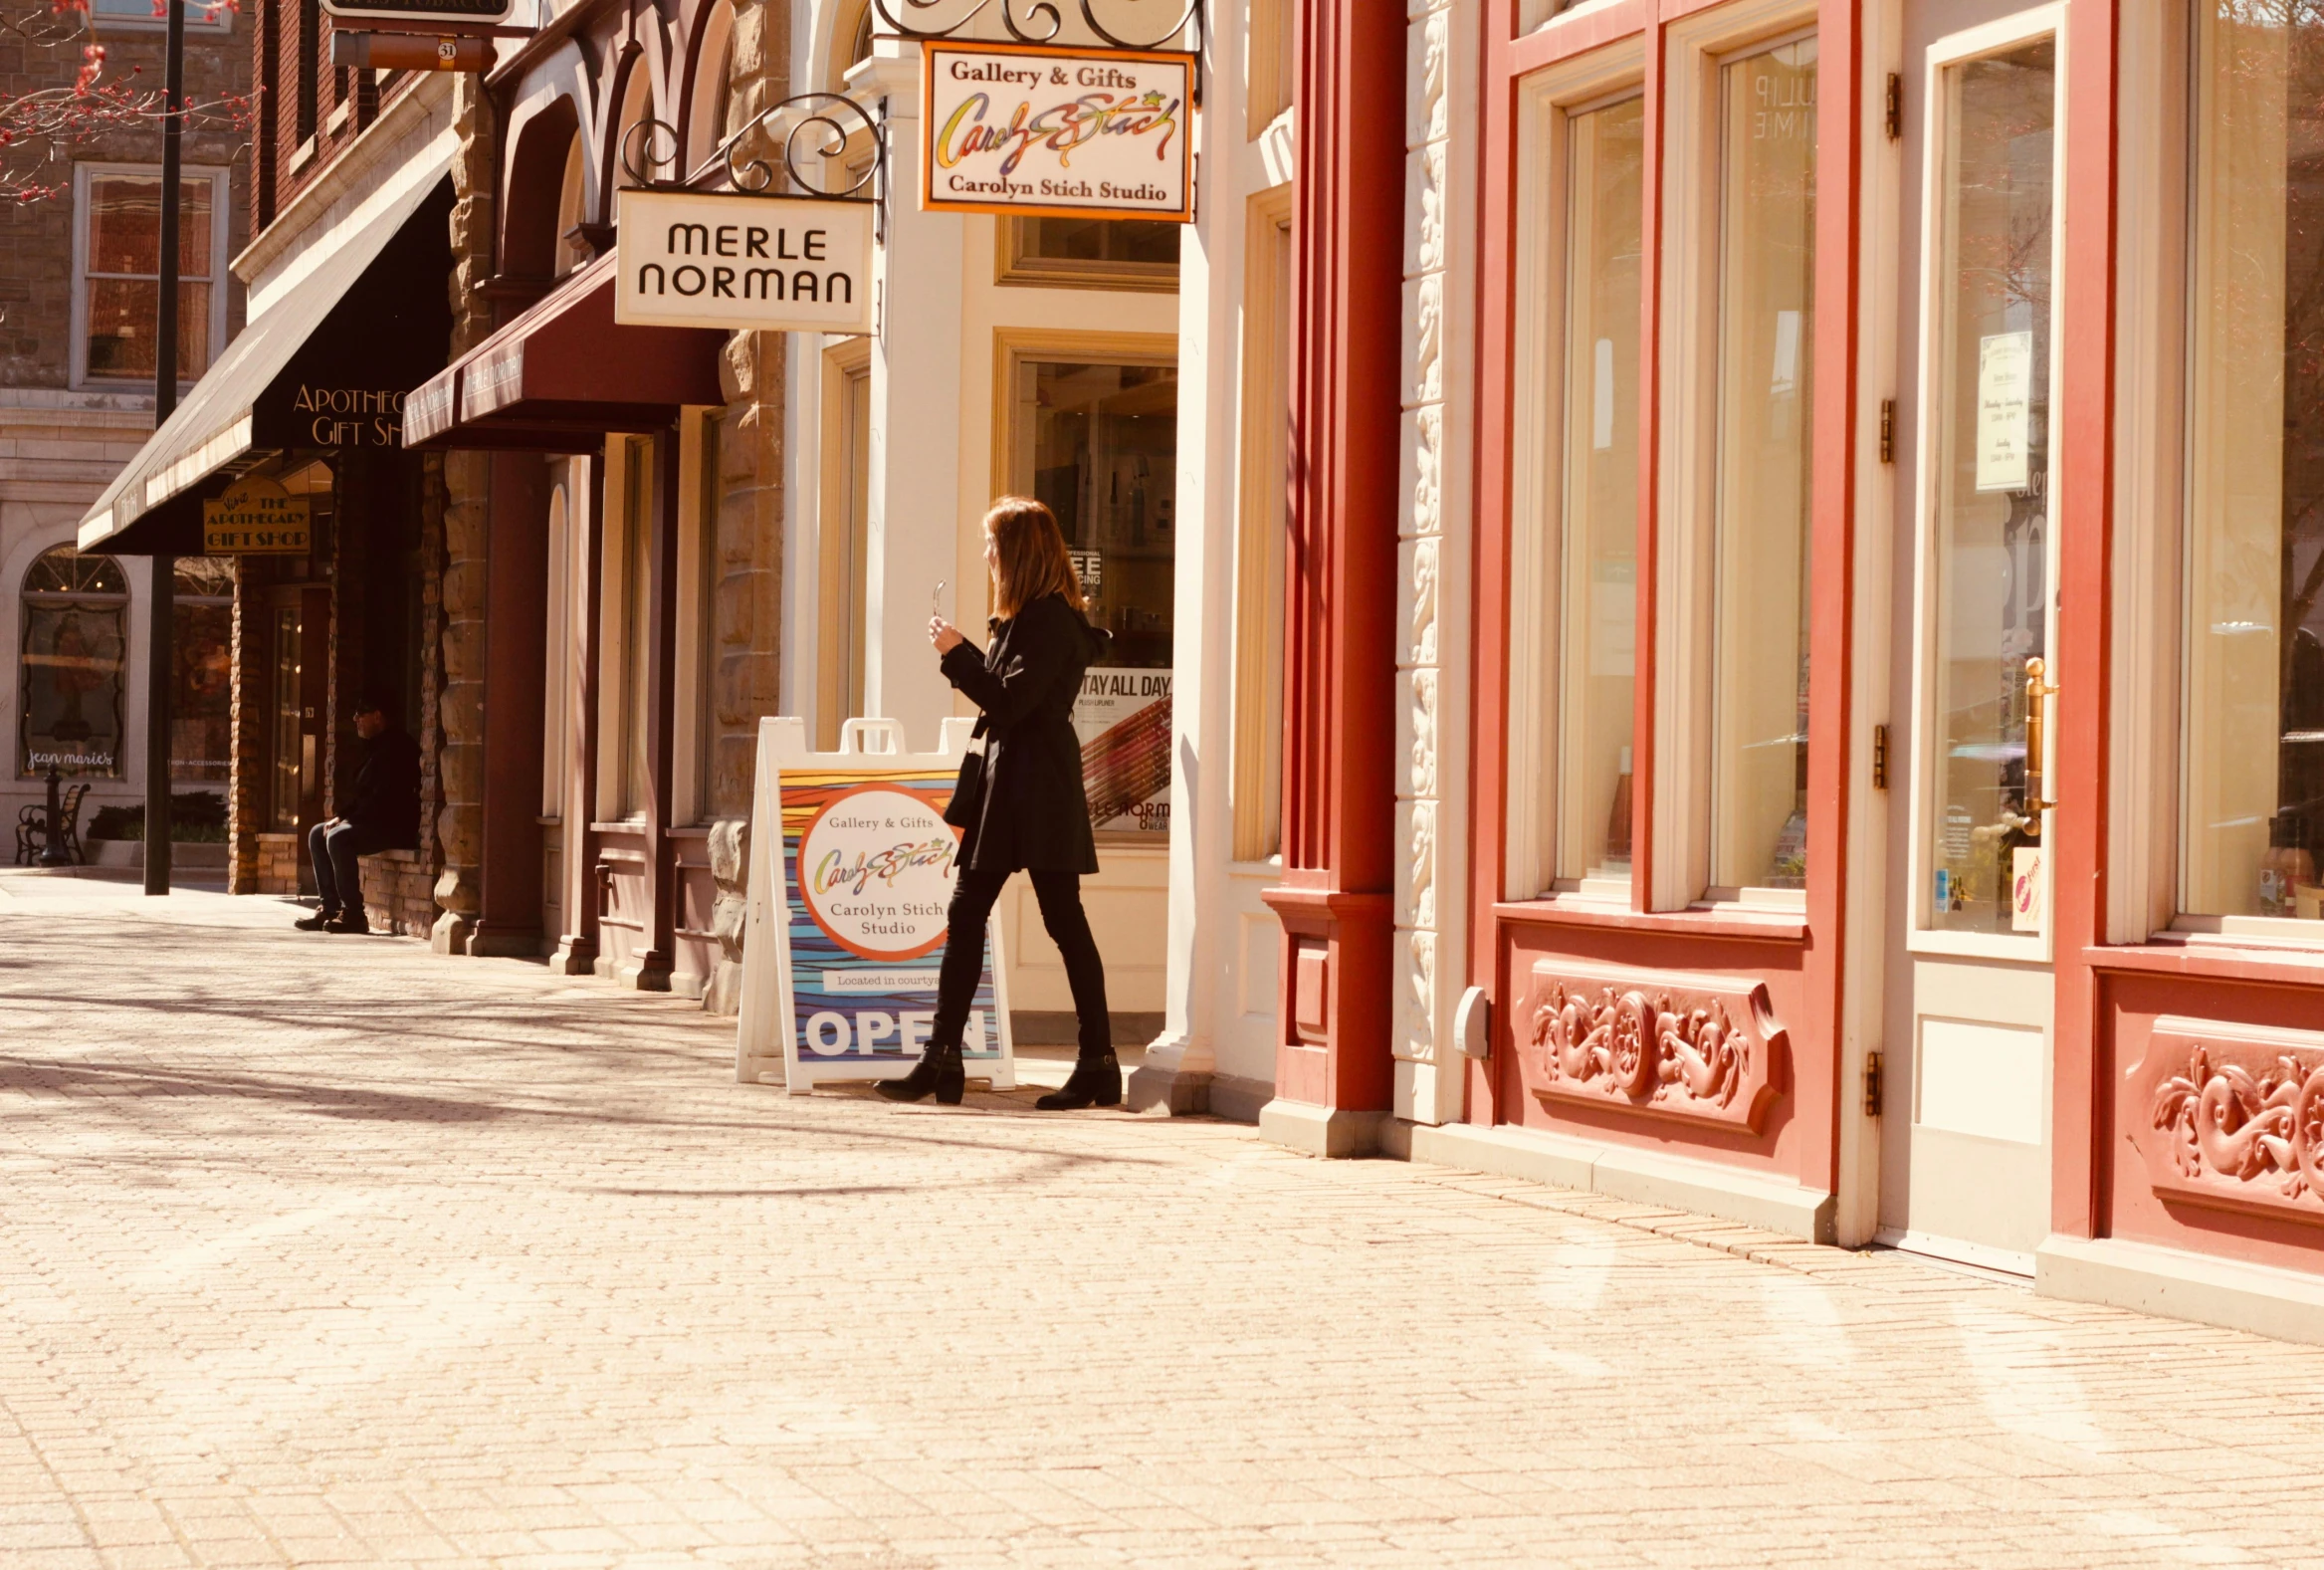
[877,496,1120,1109]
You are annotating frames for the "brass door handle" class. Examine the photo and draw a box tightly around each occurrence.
[2024,657,2056,817]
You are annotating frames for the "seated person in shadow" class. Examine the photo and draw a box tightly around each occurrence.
[295,691,419,935]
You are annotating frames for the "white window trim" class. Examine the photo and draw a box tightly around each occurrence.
[2132,0,2324,950]
[1652,0,1819,914]
[2110,0,2187,944]
[1900,5,2068,965]
[1230,184,1294,863]
[1504,39,1646,904]
[69,160,233,392]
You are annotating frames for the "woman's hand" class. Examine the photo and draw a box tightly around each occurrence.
[930,616,965,655]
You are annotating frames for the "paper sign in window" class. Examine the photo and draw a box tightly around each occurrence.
[1975,330,2033,492]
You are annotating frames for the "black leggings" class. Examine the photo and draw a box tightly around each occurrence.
[934,865,1111,1054]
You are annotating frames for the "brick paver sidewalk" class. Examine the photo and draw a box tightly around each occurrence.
[4,875,2323,1569]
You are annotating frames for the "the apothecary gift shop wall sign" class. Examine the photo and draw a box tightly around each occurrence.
[614,189,876,336]
[922,40,1193,222]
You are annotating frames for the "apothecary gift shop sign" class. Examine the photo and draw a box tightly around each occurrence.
[923,41,1193,222]
[614,189,874,336]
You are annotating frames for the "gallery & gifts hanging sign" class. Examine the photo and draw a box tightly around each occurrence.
[613,188,875,336]
[921,40,1193,222]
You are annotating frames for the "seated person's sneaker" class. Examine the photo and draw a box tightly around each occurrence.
[323,910,371,934]
[294,908,337,932]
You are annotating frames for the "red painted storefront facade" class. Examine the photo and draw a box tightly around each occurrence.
[1274,0,2324,1331]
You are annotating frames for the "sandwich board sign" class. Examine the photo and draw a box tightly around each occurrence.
[736,716,1015,1093]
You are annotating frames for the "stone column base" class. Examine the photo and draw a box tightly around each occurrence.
[546,936,598,975]
[467,925,544,959]
[1258,1099,1390,1159]
[429,910,475,954]
[1125,1063,1211,1116]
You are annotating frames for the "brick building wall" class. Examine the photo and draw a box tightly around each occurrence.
[249,0,410,234]
[0,1,253,838]
[0,3,250,389]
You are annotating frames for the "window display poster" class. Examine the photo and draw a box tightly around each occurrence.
[1075,666,1171,833]
[173,599,232,782]
[21,601,124,777]
[736,716,1015,1093]
[1975,330,2033,492]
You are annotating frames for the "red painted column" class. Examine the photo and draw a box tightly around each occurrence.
[1260,0,1404,1144]
[471,449,549,957]
[2048,0,2120,1240]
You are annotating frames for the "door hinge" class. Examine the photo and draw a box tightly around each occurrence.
[1885,73,1902,139]
[1879,398,1896,464]
[1872,723,1889,789]
[1864,1050,1885,1117]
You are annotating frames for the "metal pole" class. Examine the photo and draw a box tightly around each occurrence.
[38,763,73,868]
[144,0,185,896]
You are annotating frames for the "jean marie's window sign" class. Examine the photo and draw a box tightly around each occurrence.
[922,41,1193,223]
[613,189,874,336]
[20,625,124,781]
[202,476,313,556]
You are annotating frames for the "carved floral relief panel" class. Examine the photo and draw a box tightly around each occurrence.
[1519,961,1789,1133]
[2131,1018,2324,1225]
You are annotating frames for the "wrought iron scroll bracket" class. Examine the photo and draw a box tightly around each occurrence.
[619,92,889,227]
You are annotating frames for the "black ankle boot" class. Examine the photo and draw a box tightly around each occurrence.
[876,1041,964,1105]
[1036,1048,1121,1111]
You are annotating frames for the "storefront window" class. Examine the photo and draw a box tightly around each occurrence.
[19,547,127,779]
[1710,37,1816,893]
[268,605,303,831]
[1000,218,1179,291]
[1557,95,1643,887]
[2186,1,2324,923]
[76,167,225,386]
[1925,39,2055,935]
[1013,357,1177,834]
[172,558,233,784]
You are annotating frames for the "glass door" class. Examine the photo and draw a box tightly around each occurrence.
[1875,2,2065,1273]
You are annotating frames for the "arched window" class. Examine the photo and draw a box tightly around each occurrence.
[686,0,738,177]
[554,131,589,277]
[614,58,657,190]
[830,0,875,90]
[20,545,128,780]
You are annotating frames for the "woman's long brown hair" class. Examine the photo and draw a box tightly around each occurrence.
[984,496,1085,619]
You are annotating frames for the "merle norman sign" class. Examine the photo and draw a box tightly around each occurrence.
[922,41,1193,223]
[613,189,874,336]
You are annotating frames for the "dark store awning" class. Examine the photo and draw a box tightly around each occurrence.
[402,250,727,453]
[78,174,454,556]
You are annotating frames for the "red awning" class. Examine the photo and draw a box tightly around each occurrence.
[403,250,727,452]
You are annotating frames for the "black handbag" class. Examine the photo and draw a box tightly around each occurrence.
[944,723,988,829]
